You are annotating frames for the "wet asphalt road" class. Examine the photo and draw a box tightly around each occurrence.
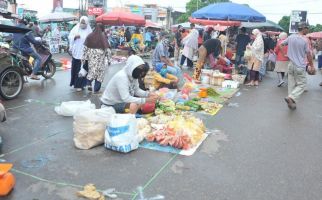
[0,55,322,200]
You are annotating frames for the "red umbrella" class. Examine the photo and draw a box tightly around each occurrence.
[307,32,322,39]
[189,17,241,26]
[96,11,145,26]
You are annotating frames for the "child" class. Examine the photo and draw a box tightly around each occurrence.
[152,63,179,89]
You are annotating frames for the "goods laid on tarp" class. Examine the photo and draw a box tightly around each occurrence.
[145,114,206,150]
[105,114,139,153]
[73,107,115,150]
[55,100,96,117]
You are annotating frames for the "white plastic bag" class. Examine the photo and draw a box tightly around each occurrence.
[55,100,96,117]
[78,64,87,77]
[73,107,116,150]
[105,114,139,153]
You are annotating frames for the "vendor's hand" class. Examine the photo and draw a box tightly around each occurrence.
[171,79,179,84]
[146,94,159,103]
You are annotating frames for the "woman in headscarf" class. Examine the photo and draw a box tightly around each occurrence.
[193,39,223,81]
[246,29,264,86]
[68,16,92,91]
[274,32,289,87]
[83,23,111,93]
[180,29,199,68]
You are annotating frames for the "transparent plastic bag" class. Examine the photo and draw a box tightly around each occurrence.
[55,100,95,117]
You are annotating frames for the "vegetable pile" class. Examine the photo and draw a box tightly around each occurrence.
[145,114,206,150]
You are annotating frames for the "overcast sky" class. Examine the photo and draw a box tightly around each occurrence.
[17,0,322,25]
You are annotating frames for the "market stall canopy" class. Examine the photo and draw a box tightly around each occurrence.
[210,25,228,32]
[96,11,145,26]
[171,22,204,30]
[0,24,31,34]
[265,31,281,36]
[145,20,161,29]
[192,2,266,22]
[241,20,284,31]
[189,17,241,26]
[39,12,77,23]
[307,31,322,39]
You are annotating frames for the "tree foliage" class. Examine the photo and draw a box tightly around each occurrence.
[177,0,230,23]
[278,15,322,33]
[309,24,322,33]
[278,16,290,33]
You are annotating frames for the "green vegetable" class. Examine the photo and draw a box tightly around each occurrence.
[184,101,202,111]
[207,88,220,98]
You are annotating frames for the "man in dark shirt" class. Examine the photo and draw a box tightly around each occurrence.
[235,27,250,68]
[174,25,182,63]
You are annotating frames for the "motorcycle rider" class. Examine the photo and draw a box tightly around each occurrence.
[13,19,42,80]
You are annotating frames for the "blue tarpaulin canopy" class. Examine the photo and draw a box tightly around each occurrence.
[192,2,266,22]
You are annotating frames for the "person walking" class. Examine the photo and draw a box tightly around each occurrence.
[83,23,111,93]
[68,16,92,91]
[235,27,251,68]
[280,22,315,110]
[180,24,198,69]
[246,29,264,86]
[274,32,289,87]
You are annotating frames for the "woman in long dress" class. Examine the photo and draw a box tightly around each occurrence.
[246,29,264,86]
[274,32,289,87]
[180,29,199,68]
[68,16,92,91]
[83,23,111,93]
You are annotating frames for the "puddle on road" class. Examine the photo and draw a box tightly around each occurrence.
[200,129,228,157]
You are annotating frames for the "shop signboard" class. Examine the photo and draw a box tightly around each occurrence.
[48,37,60,54]
[88,7,104,16]
[53,0,63,12]
[289,10,307,33]
[88,0,104,7]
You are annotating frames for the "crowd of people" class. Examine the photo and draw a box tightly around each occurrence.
[64,17,322,112]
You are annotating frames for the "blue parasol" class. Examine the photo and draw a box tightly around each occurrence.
[192,2,266,22]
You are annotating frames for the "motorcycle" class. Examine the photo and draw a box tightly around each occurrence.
[0,24,56,100]
[0,40,56,100]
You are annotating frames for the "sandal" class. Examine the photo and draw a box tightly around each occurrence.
[245,82,254,86]
[29,75,40,80]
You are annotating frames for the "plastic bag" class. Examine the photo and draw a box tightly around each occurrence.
[73,107,116,150]
[105,114,139,153]
[78,63,87,77]
[55,100,95,117]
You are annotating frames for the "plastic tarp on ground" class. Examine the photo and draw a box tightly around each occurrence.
[192,2,266,22]
[241,20,284,31]
[96,11,145,26]
[39,12,77,23]
[307,32,322,39]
